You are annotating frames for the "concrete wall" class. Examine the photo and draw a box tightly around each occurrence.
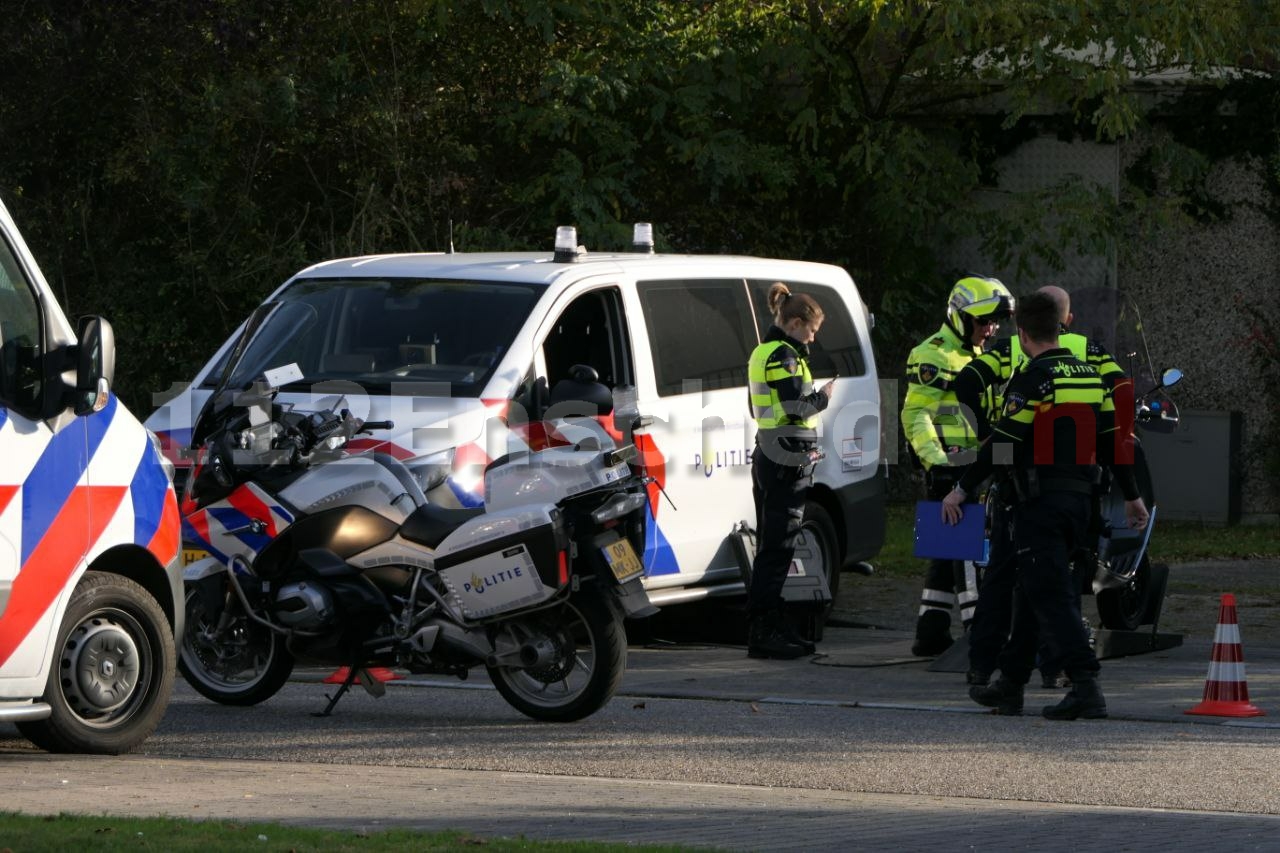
[1118,142,1280,521]
[941,133,1279,522]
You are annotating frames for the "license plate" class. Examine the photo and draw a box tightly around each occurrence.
[602,538,644,582]
[182,548,211,565]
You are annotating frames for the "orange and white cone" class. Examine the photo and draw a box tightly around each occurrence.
[322,666,403,684]
[1185,593,1264,718]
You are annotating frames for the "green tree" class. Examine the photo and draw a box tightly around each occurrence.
[0,0,1276,410]
[496,0,1277,355]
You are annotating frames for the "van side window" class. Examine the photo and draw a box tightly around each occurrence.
[637,279,757,397]
[747,279,866,379]
[542,288,633,389]
[0,235,42,410]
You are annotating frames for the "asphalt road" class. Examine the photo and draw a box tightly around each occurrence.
[5,614,1280,850]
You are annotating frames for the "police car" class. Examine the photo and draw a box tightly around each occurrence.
[149,225,884,618]
[0,194,182,753]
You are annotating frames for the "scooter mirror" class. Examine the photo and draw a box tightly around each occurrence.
[1160,368,1183,389]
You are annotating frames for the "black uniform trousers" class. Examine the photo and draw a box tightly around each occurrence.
[749,447,809,616]
[996,490,1100,684]
[967,490,1014,675]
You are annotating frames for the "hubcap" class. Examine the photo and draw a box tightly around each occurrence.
[63,617,141,716]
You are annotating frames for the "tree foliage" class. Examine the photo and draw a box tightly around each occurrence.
[0,0,1275,409]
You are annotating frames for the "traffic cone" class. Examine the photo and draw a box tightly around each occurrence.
[322,666,403,684]
[1185,593,1265,718]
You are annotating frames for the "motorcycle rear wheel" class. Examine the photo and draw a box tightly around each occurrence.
[1095,554,1153,631]
[487,586,626,722]
[178,585,295,706]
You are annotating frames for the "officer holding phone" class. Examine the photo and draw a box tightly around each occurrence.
[746,282,833,659]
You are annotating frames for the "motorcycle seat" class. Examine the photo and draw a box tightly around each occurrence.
[399,503,486,549]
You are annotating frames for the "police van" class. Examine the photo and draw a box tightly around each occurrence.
[0,195,182,753]
[149,225,883,615]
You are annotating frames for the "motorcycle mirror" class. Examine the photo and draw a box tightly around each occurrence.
[1160,367,1183,389]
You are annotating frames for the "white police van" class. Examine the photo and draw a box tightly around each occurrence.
[149,226,883,614]
[0,194,182,753]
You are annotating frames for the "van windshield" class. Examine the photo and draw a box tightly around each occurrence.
[201,277,541,396]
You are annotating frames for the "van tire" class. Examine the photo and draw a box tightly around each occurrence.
[801,501,840,638]
[17,572,175,755]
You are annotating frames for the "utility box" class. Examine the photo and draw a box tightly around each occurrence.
[1140,410,1241,525]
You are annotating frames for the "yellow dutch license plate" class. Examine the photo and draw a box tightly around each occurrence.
[602,538,644,582]
[182,548,211,566]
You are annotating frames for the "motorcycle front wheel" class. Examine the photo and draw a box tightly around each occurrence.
[1094,444,1157,631]
[178,583,294,706]
[487,586,626,722]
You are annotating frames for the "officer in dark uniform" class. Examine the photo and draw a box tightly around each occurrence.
[954,285,1131,688]
[942,291,1148,719]
[746,282,833,659]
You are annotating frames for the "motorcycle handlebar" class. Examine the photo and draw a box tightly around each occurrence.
[360,420,395,432]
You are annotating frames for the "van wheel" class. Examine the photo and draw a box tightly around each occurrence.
[17,572,175,755]
[798,501,840,639]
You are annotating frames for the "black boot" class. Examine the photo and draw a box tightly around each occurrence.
[1040,669,1068,689]
[776,609,816,654]
[911,609,953,657]
[966,668,992,686]
[1042,676,1107,720]
[969,677,1024,715]
[747,612,808,660]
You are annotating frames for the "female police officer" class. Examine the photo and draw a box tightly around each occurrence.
[746,282,833,659]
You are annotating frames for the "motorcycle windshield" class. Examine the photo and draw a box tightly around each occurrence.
[1067,286,1159,393]
[189,300,319,447]
[198,277,542,397]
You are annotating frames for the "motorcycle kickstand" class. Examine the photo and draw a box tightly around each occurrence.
[312,660,376,712]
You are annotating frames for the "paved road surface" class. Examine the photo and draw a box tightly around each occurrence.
[5,611,1280,851]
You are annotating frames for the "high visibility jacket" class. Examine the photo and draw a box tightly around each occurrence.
[956,347,1139,501]
[956,329,1129,439]
[902,323,980,470]
[748,329,821,437]
[1012,331,1087,370]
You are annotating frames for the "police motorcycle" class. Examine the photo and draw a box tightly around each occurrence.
[1068,287,1183,631]
[178,300,655,721]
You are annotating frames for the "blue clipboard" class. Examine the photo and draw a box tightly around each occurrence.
[913,500,987,562]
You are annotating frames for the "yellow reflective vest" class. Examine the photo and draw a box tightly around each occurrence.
[901,323,980,470]
[748,336,819,433]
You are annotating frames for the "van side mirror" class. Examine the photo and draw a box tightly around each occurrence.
[72,316,115,415]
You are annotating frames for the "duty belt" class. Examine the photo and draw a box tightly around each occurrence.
[1037,478,1095,496]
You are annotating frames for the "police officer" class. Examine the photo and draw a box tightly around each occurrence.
[955,285,1130,443]
[942,291,1149,719]
[901,275,1013,656]
[746,282,833,659]
[954,285,1131,687]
